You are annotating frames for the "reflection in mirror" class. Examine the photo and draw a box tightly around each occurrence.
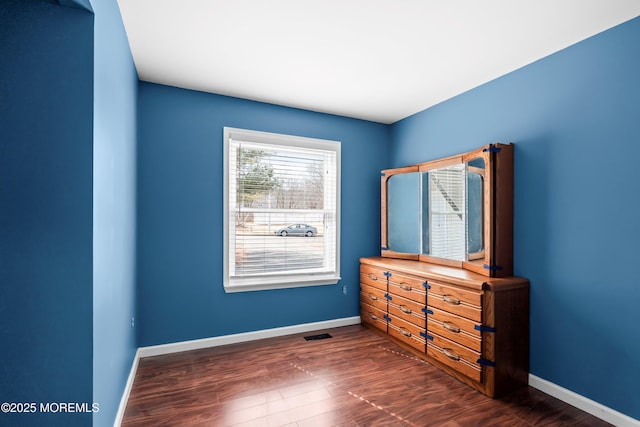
[468,157,485,169]
[421,172,429,254]
[467,171,484,256]
[427,164,466,261]
[387,172,420,253]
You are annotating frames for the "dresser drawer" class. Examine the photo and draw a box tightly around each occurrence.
[361,302,387,333]
[388,314,426,353]
[388,271,427,304]
[360,284,387,312]
[428,281,482,322]
[388,292,426,329]
[427,306,481,352]
[427,334,482,382]
[360,264,388,291]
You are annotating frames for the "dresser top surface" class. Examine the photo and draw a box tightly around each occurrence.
[360,257,528,291]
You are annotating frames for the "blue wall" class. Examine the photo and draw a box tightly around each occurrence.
[391,17,640,419]
[136,83,390,346]
[92,0,138,425]
[0,1,94,426]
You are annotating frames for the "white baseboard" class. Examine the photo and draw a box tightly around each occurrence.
[137,316,361,358]
[113,348,141,427]
[529,374,640,427]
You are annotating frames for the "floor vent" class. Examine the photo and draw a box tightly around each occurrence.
[304,333,333,341]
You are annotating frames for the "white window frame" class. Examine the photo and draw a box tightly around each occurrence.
[223,127,341,293]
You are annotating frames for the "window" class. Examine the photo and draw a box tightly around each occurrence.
[223,127,341,292]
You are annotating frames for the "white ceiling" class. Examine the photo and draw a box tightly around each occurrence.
[117,1,640,124]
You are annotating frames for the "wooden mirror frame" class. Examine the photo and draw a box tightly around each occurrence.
[381,143,514,277]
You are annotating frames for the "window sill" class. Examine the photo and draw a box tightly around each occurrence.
[223,275,341,293]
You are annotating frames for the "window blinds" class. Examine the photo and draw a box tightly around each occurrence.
[429,164,466,261]
[227,137,339,282]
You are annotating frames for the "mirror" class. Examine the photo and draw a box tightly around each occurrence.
[387,162,483,261]
[426,162,467,261]
[381,143,514,277]
[466,159,485,258]
[387,172,420,253]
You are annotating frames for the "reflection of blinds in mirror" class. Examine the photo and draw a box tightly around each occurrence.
[429,164,466,261]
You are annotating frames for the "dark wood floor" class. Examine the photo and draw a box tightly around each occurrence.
[122,325,611,426]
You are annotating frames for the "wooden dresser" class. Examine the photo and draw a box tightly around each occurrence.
[360,256,529,398]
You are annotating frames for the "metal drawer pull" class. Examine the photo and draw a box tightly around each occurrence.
[443,322,460,333]
[368,274,378,281]
[400,328,412,337]
[443,295,461,305]
[443,348,461,361]
[399,305,412,314]
[399,283,412,291]
[369,313,378,320]
[368,294,378,301]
